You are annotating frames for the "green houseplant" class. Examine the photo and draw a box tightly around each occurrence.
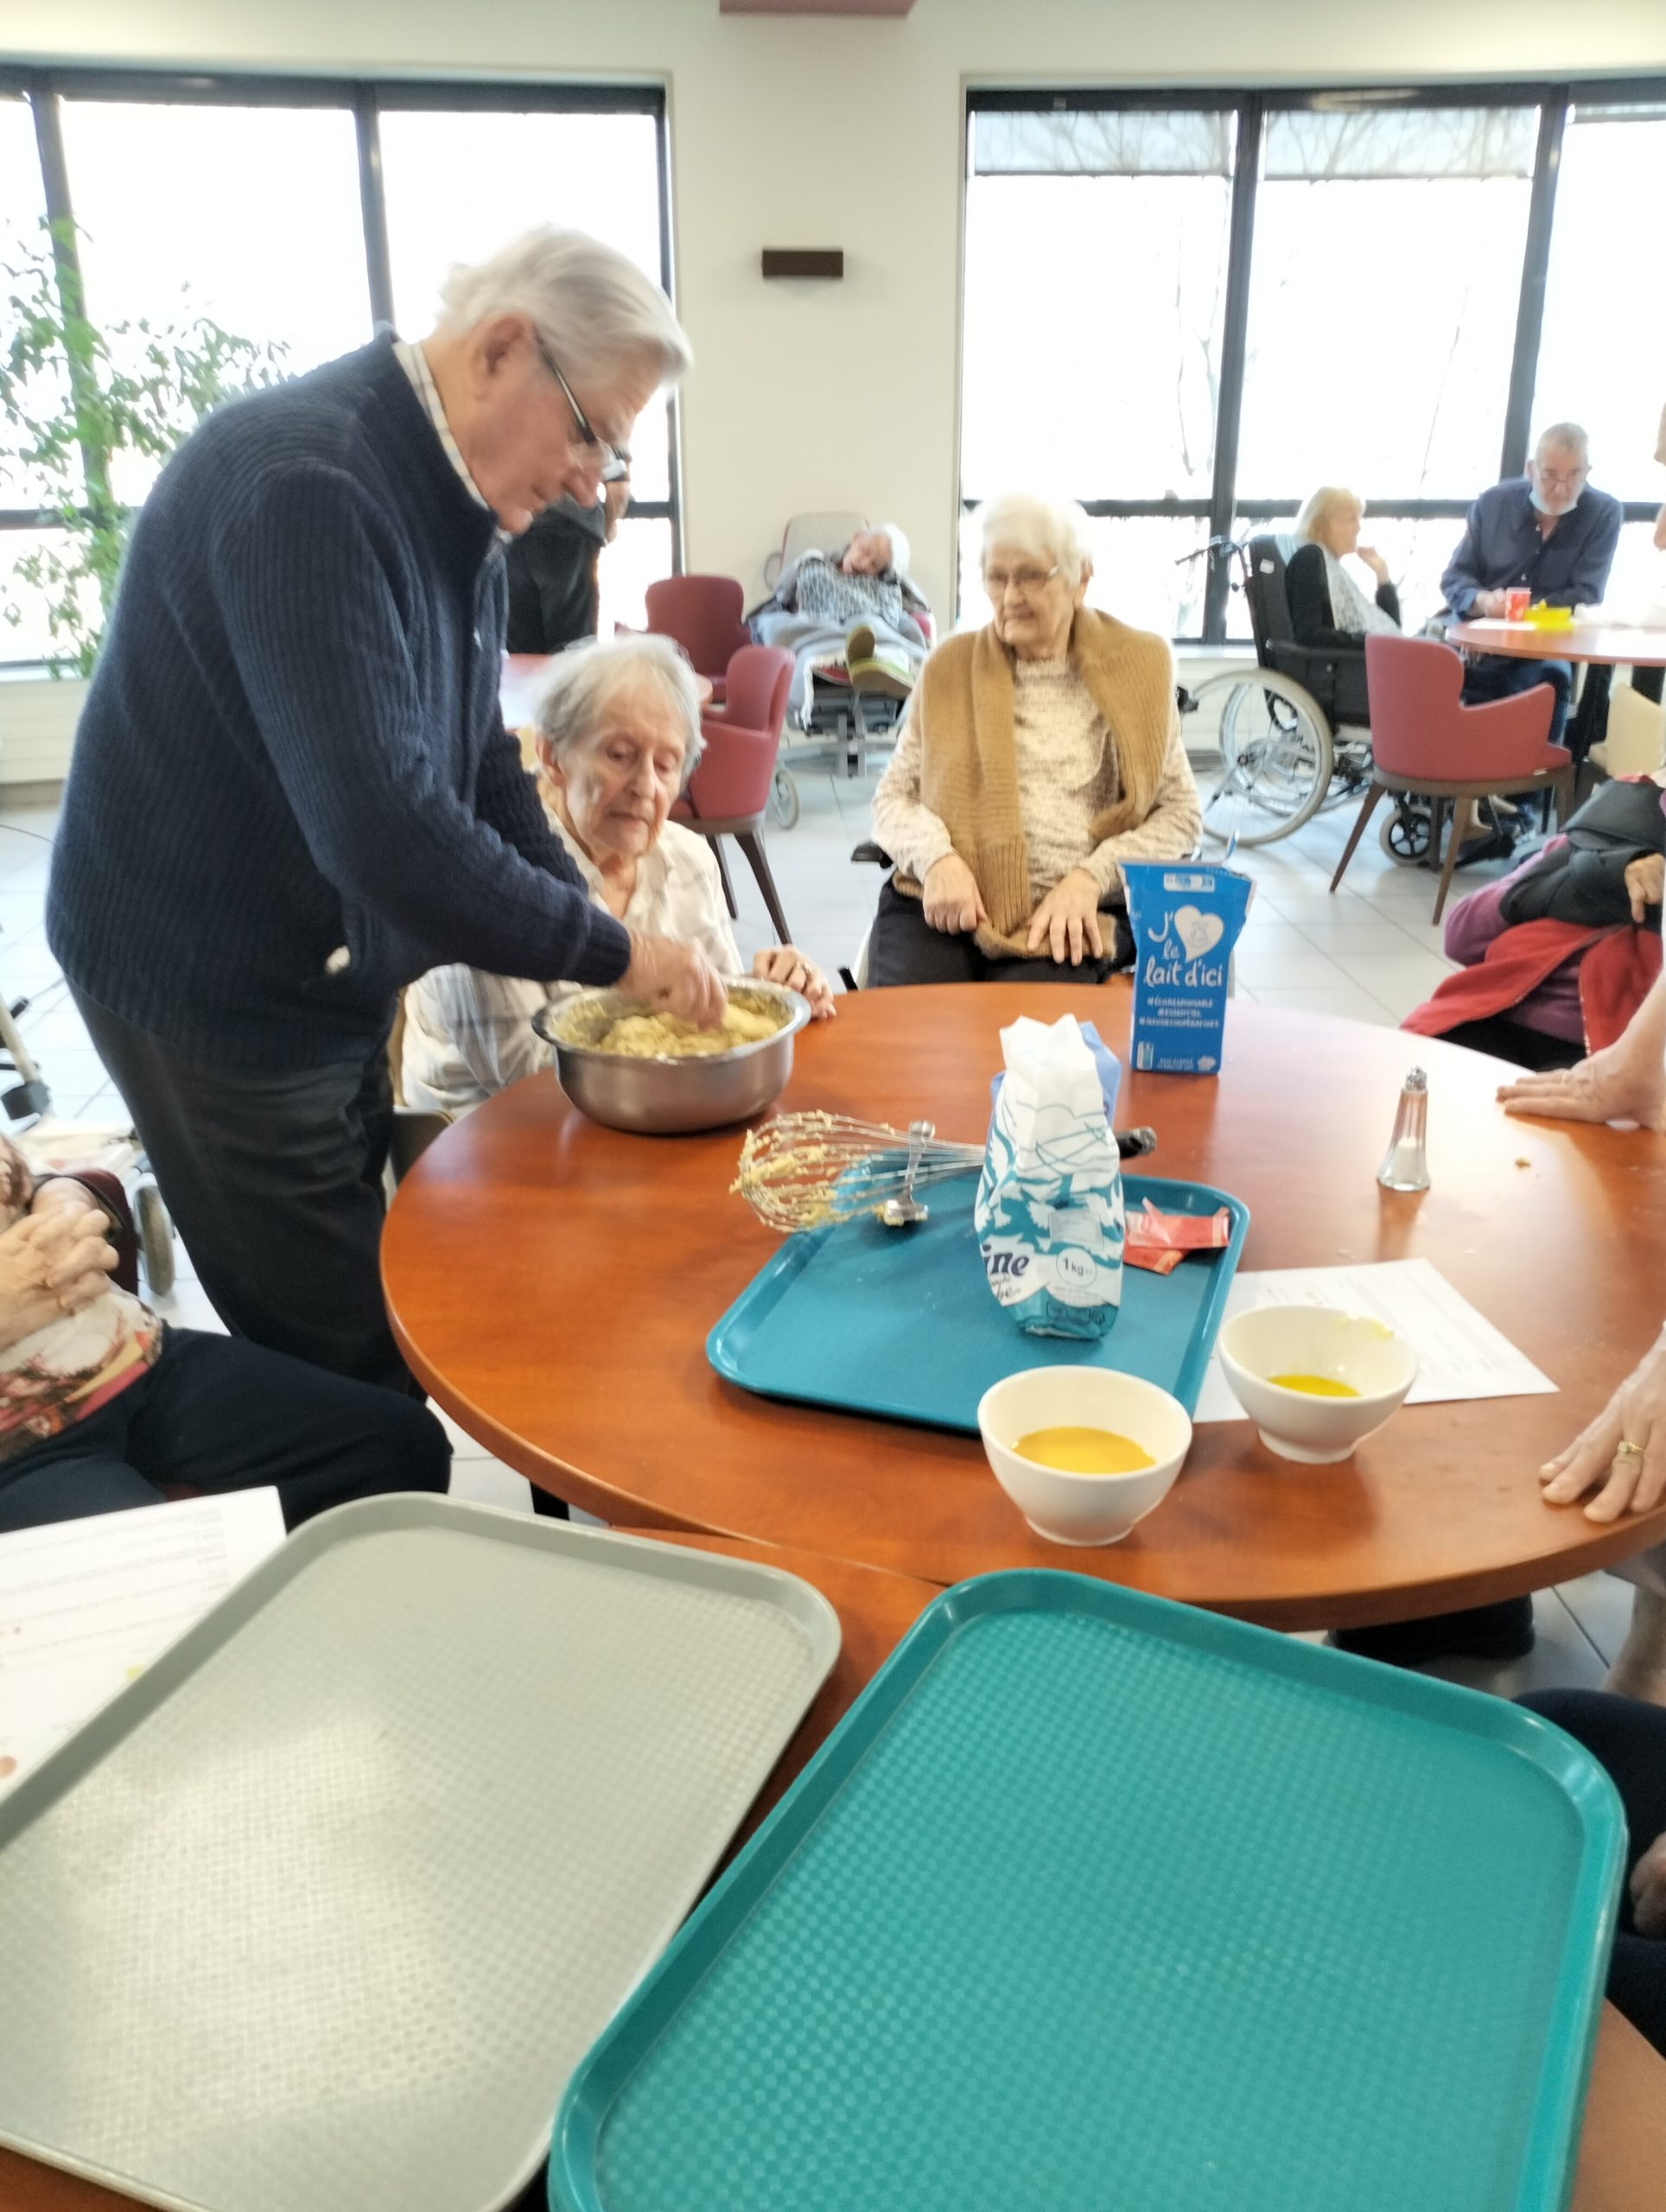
[0,219,286,676]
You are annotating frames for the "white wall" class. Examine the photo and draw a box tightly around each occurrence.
[5,0,1665,633]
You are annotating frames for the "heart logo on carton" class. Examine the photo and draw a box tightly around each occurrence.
[1174,906,1224,962]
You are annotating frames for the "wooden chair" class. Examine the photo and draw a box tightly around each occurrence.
[1331,634,1574,924]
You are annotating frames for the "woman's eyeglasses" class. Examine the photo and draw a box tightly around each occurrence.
[982,564,1060,601]
[530,330,632,485]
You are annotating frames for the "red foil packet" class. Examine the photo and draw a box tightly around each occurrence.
[1124,1199,1231,1275]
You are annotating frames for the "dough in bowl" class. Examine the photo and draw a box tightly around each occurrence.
[596,999,784,1058]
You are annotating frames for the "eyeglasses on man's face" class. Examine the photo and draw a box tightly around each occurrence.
[530,329,632,485]
[982,563,1061,601]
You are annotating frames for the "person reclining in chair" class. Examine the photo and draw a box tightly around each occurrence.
[751,525,929,715]
[865,494,1201,988]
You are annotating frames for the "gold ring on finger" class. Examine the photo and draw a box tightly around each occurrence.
[1614,1440,1645,1461]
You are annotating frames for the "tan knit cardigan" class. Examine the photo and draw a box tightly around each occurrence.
[894,607,1174,961]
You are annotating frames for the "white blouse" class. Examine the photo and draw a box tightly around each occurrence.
[401,810,742,1115]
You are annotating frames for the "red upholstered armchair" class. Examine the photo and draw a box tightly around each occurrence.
[644,575,750,705]
[1330,635,1574,922]
[671,644,796,943]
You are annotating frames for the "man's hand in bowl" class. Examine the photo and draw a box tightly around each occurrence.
[921,854,986,936]
[752,945,836,1020]
[620,935,727,1028]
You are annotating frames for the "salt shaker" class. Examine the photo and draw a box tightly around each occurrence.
[1377,1067,1430,1193]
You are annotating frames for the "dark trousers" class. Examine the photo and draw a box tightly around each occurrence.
[1438,1016,1583,1072]
[1519,1690,1666,2060]
[867,878,1122,988]
[0,1327,449,1535]
[73,988,409,1392]
[1461,653,1572,750]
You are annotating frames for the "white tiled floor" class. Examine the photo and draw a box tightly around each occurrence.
[0,761,1625,1690]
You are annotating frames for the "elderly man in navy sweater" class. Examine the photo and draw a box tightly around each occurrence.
[1440,422,1623,751]
[48,229,722,1392]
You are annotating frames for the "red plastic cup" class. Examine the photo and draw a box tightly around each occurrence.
[1504,586,1530,621]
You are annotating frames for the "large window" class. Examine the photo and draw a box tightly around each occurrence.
[1534,100,1666,615]
[377,101,674,621]
[962,84,1666,643]
[0,71,677,664]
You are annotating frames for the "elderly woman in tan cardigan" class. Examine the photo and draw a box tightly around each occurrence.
[868,494,1201,986]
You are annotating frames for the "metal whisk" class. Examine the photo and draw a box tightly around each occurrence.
[733,1112,983,1233]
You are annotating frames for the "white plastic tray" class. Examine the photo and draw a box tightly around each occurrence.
[0,1495,839,2212]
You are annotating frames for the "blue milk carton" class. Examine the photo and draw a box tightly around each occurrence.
[974,1015,1124,1339]
[1121,857,1255,1075]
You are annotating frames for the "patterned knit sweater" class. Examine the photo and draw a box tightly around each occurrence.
[873,651,1201,905]
[48,336,631,1071]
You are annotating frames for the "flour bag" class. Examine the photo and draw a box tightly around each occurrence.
[974,1015,1124,1339]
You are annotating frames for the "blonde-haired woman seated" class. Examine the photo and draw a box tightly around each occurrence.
[402,635,834,1115]
[1286,486,1402,649]
[867,493,1201,986]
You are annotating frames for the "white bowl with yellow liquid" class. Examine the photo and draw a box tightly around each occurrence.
[976,1368,1192,1546]
[1218,1306,1419,1464]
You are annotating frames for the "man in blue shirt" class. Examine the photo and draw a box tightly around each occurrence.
[1440,423,1623,749]
[49,231,723,1394]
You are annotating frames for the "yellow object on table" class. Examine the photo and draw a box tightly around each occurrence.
[1524,603,1574,630]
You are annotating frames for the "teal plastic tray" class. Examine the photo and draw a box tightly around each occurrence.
[552,1575,1623,2212]
[708,1173,1248,1430]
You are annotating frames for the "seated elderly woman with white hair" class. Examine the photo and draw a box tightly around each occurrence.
[402,635,835,1113]
[868,494,1202,986]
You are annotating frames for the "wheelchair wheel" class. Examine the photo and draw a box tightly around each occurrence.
[1379,802,1432,867]
[1195,671,1334,847]
[136,1180,175,1297]
[770,766,801,831]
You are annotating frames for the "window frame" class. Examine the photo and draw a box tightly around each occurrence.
[0,63,681,668]
[962,78,1666,643]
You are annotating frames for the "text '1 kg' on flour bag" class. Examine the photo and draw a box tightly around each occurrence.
[974,1015,1124,1339]
[1121,857,1254,1075]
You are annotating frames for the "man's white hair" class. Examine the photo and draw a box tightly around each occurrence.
[531,632,705,788]
[438,227,693,391]
[1535,421,1590,465]
[976,493,1092,585]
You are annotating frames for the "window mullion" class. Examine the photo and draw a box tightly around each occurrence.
[1498,92,1567,480]
[1203,95,1262,645]
[353,90,397,331]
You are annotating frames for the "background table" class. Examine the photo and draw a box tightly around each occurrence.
[1449,620,1666,762]
[0,1523,1657,2212]
[385,984,1666,1629]
[1447,620,1666,671]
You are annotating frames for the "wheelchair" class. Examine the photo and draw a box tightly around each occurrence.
[1180,534,1428,857]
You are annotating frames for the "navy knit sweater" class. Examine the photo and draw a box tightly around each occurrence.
[48,336,631,1071]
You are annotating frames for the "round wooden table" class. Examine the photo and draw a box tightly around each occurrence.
[1448,620,1666,669]
[384,984,1666,1630]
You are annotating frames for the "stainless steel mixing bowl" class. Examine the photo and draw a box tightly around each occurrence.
[531,981,811,1135]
